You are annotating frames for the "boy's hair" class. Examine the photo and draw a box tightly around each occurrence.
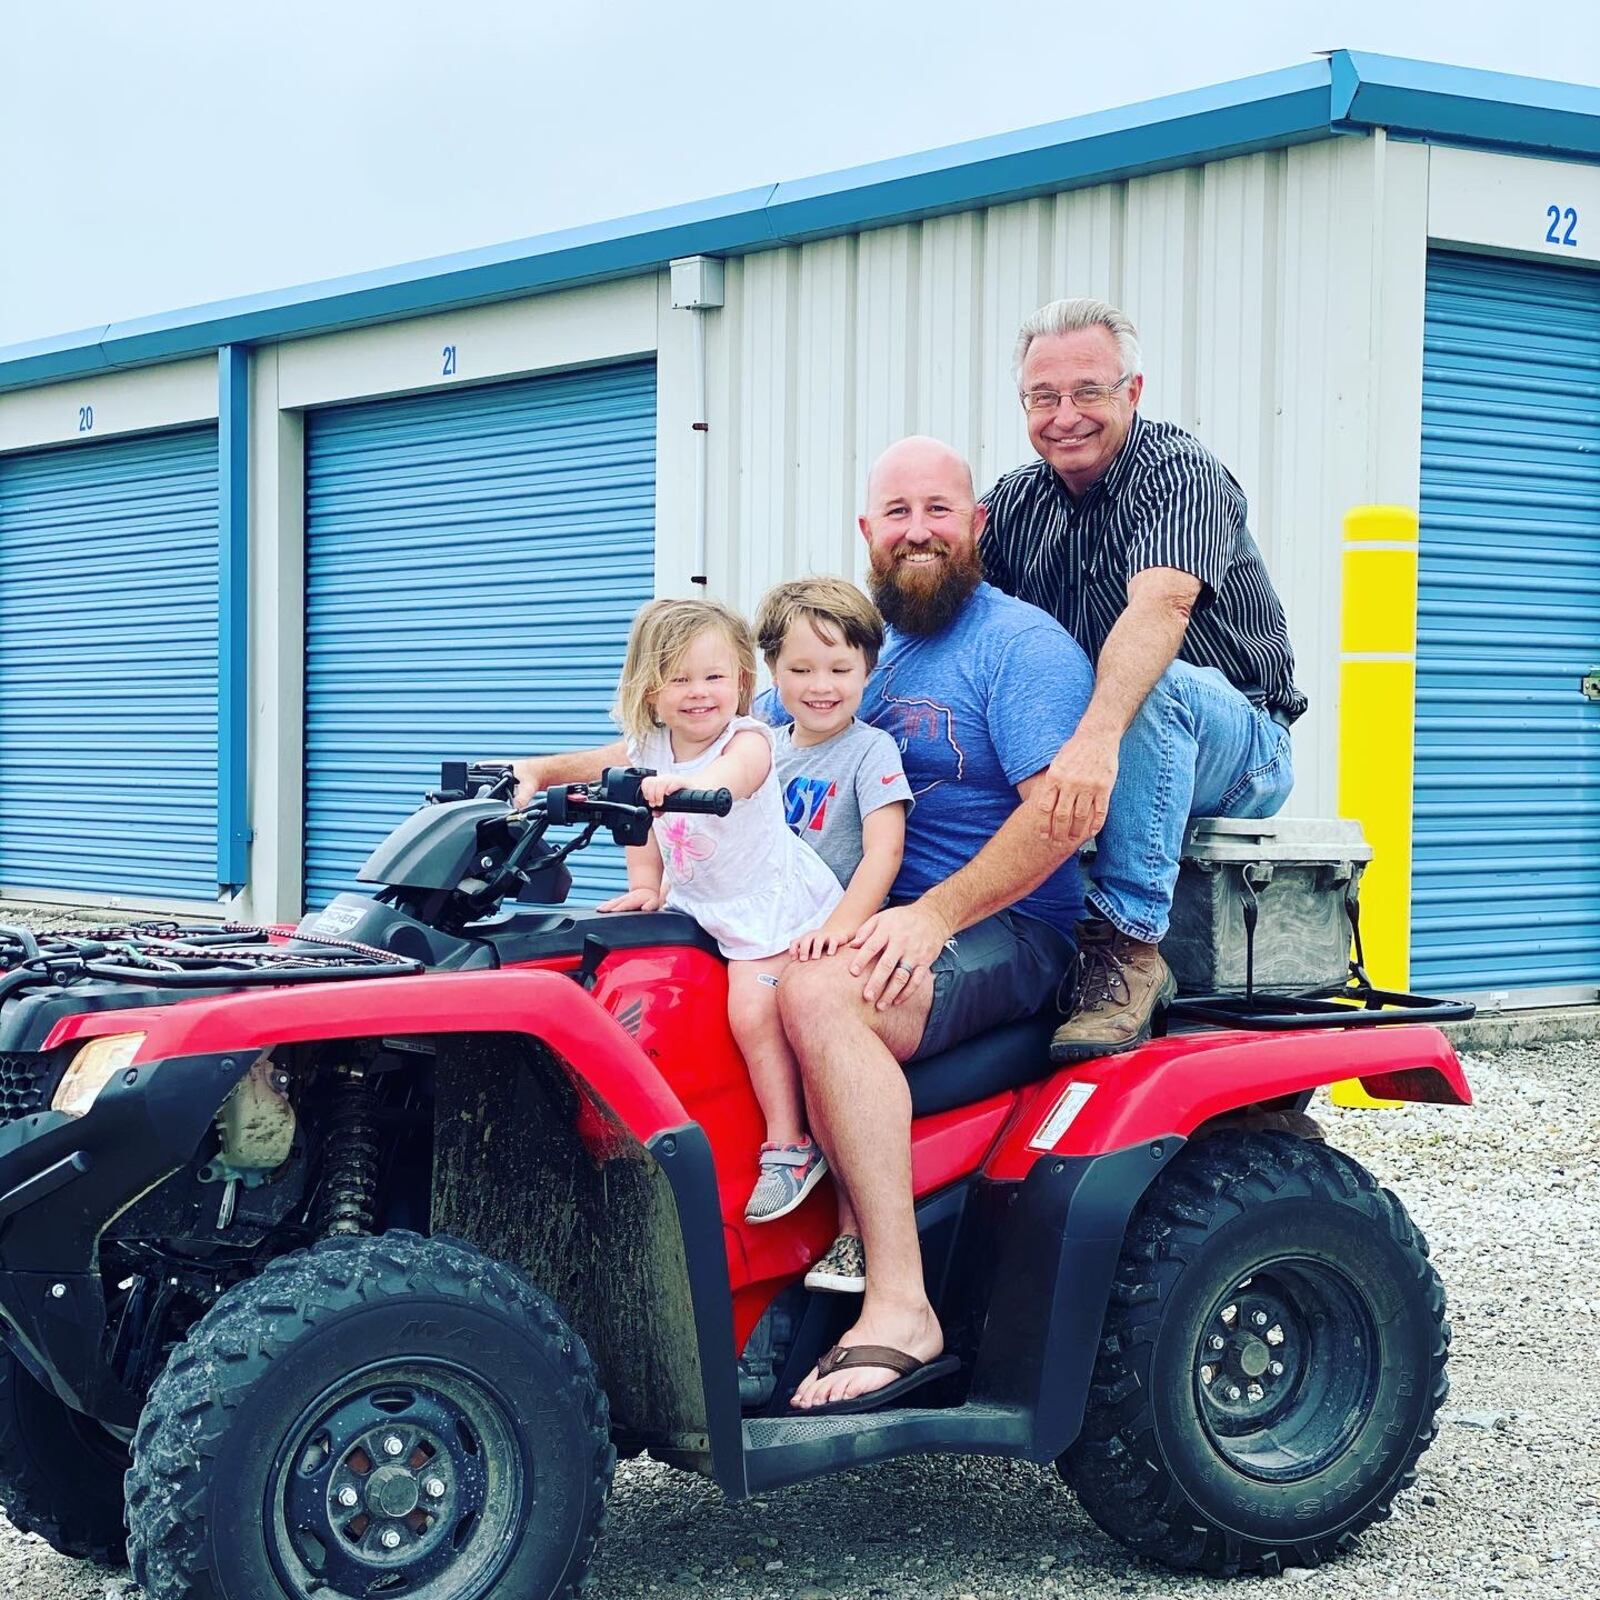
[613,597,757,744]
[755,577,885,672]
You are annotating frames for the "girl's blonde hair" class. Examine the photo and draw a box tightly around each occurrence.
[613,598,757,744]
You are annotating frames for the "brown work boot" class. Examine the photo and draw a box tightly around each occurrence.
[1049,920,1177,1063]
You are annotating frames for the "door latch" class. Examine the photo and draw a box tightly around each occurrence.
[1583,671,1600,702]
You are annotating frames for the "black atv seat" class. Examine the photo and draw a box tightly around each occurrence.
[904,1009,1061,1119]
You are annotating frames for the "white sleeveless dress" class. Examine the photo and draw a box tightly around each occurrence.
[628,715,843,960]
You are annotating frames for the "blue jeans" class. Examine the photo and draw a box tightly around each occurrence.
[1087,660,1294,944]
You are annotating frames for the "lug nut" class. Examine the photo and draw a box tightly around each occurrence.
[1220,1304,1237,1325]
[1226,1385,1242,1403]
[423,1477,446,1499]
[1266,1325,1284,1346]
[379,1529,402,1551]
[382,1435,404,1458]
[336,1487,359,1509]
[1252,1310,1268,1327]
[1208,1334,1225,1351]
[1269,1360,1284,1377]
[1247,1382,1265,1402]
[1200,1365,1214,1385]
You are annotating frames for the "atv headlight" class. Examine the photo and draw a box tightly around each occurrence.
[52,1033,146,1117]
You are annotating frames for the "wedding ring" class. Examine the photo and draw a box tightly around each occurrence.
[895,960,916,974]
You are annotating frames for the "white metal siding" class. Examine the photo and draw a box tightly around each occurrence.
[664,134,1424,821]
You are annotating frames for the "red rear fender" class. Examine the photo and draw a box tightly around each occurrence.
[984,1024,1472,1182]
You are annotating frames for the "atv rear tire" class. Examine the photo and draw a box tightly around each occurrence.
[1061,1131,1448,1576]
[126,1231,613,1600]
[0,1347,129,1565]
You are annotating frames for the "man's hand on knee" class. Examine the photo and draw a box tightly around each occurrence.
[849,903,952,1010]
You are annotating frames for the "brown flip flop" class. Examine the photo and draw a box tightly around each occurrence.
[788,1343,960,1417]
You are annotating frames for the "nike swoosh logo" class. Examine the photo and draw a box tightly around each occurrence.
[881,775,901,784]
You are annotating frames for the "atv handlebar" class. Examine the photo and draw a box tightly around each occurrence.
[657,787,734,817]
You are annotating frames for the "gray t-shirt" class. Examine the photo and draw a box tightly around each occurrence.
[773,718,913,888]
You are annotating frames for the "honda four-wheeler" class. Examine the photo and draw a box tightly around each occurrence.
[0,765,1472,1598]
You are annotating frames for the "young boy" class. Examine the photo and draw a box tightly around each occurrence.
[754,578,912,1291]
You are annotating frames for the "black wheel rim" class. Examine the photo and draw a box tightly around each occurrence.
[266,1361,530,1600]
[1192,1258,1379,1482]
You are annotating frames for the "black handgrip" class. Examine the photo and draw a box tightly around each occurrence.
[659,787,733,817]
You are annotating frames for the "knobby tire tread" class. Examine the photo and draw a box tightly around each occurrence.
[124,1231,614,1600]
[1061,1130,1450,1576]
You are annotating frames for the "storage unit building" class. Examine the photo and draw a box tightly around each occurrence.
[0,52,1596,1007]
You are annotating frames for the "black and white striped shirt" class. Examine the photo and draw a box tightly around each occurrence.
[979,413,1307,721]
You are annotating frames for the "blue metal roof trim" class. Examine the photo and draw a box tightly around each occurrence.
[3,52,1599,395]
[763,62,1332,240]
[1336,51,1600,160]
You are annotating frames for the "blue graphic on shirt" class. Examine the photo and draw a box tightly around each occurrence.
[784,775,837,835]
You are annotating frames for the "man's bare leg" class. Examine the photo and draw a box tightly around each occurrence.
[780,955,938,1409]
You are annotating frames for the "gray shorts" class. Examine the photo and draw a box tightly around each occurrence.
[910,908,1075,1062]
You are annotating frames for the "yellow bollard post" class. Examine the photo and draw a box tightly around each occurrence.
[1332,505,1419,1110]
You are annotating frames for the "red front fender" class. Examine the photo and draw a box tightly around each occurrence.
[984,1024,1472,1181]
[43,969,689,1145]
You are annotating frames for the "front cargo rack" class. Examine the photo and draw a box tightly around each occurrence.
[0,920,423,1002]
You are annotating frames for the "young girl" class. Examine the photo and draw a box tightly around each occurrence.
[598,598,845,1223]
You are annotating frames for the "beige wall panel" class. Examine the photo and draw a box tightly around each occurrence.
[791,237,860,582]
[1050,184,1125,306]
[1371,138,1430,507]
[915,213,984,462]
[237,346,308,923]
[653,269,699,596]
[854,225,922,482]
[1194,152,1281,524]
[1122,168,1203,428]
[275,278,657,411]
[0,357,216,454]
[977,199,1053,489]
[735,249,801,591]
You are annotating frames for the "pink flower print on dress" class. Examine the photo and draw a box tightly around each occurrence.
[658,815,716,882]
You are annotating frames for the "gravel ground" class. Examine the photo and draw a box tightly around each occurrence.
[3,1011,1597,1598]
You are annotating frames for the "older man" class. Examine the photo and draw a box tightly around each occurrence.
[982,298,1304,1061]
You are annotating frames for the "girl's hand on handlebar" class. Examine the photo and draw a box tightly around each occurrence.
[640,773,688,809]
[597,887,664,914]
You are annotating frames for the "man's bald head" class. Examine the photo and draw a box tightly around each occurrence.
[864,435,977,512]
[859,435,987,635]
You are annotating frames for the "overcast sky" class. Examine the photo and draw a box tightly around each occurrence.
[3,2,1597,349]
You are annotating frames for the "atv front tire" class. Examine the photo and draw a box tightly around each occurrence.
[126,1231,613,1600]
[1061,1131,1448,1575]
[0,1346,129,1565]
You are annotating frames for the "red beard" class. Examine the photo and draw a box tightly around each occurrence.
[867,540,984,636]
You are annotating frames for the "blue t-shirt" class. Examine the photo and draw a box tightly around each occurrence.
[760,583,1094,935]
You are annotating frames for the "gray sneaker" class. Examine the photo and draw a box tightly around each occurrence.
[804,1232,865,1294]
[744,1140,828,1223]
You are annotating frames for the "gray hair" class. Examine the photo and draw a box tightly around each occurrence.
[1013,298,1144,380]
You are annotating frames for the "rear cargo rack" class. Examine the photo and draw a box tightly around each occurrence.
[1162,882,1475,1031]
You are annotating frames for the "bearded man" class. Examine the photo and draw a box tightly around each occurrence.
[774,434,1093,1414]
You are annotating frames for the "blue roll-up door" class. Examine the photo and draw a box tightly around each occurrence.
[304,363,655,909]
[1412,251,1600,999]
[0,428,219,902]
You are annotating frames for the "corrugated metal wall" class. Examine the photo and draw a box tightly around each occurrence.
[302,363,656,910]
[0,427,219,900]
[679,136,1410,821]
[1412,251,1600,998]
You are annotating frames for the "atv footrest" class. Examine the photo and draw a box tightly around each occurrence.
[742,1402,1030,1493]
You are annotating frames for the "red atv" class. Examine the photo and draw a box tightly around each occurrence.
[0,764,1471,1599]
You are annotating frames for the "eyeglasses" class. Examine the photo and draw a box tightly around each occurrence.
[1019,375,1133,413]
